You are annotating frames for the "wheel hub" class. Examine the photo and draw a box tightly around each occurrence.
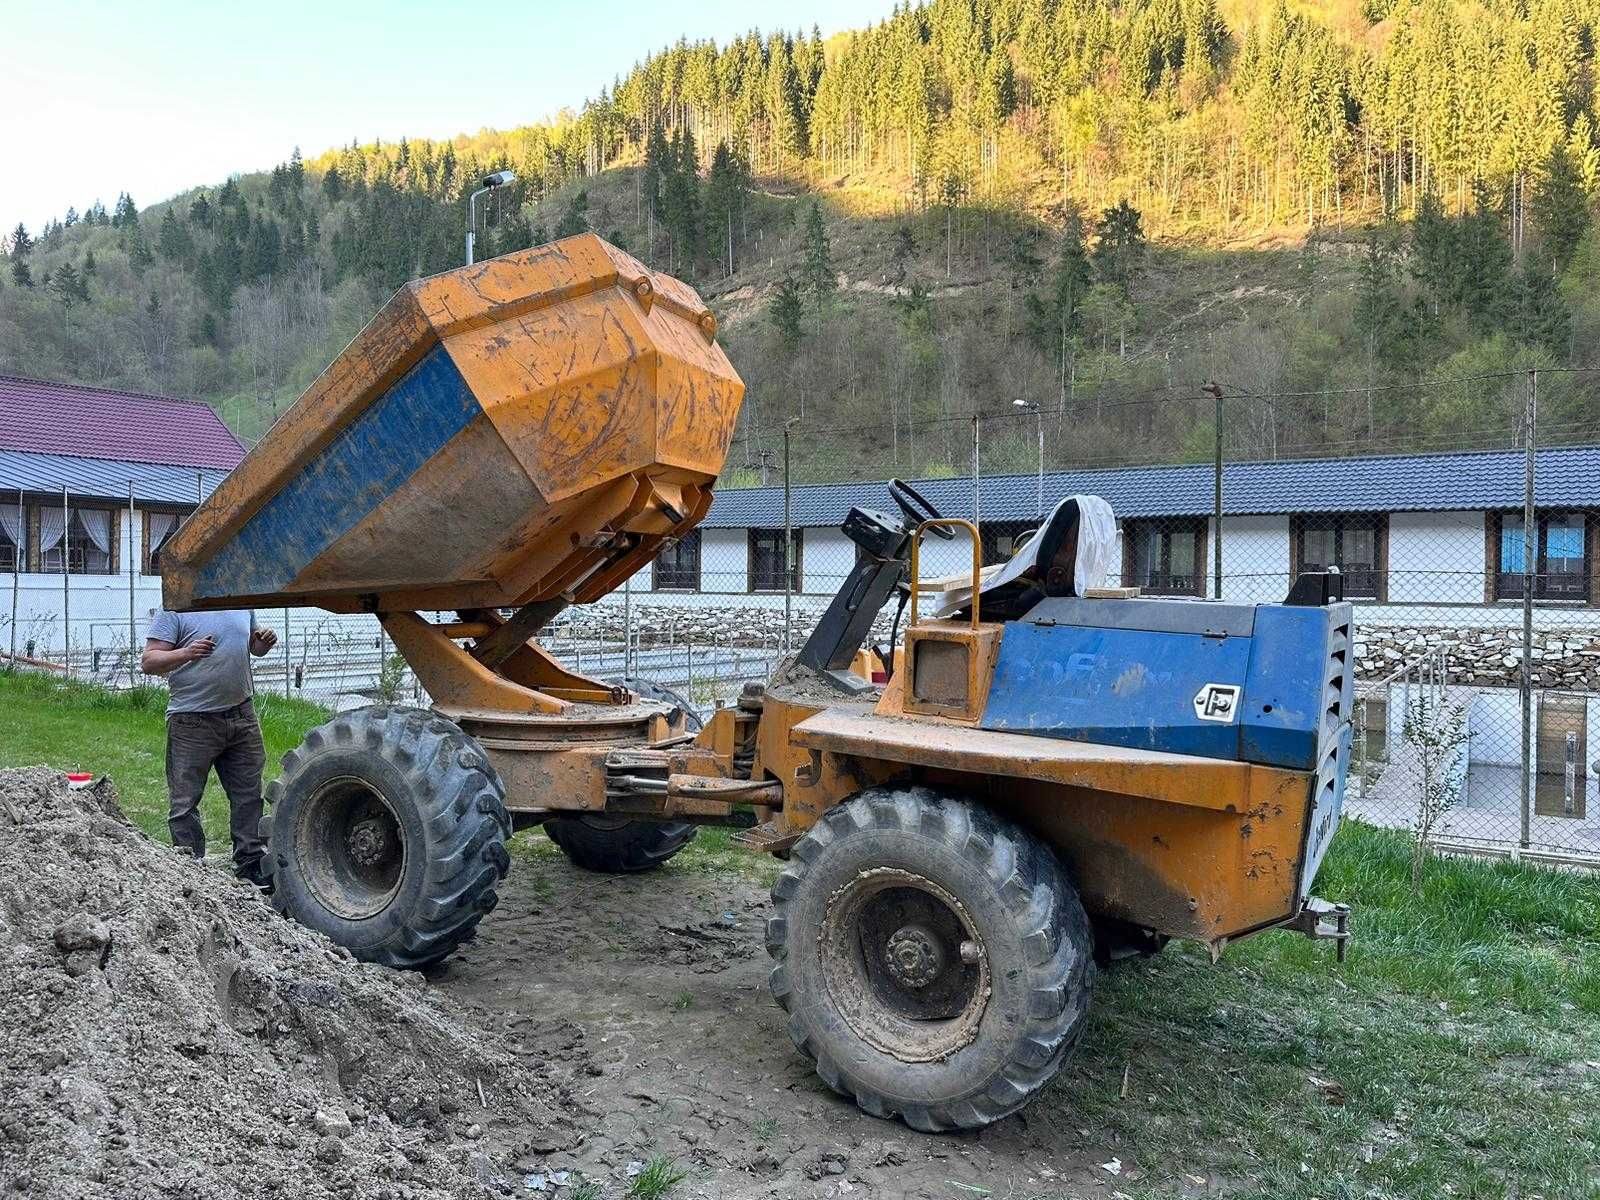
[885,923,944,988]
[347,817,397,870]
[818,868,990,1063]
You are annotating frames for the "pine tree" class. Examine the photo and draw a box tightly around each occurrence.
[769,274,806,351]
[800,200,835,323]
[8,223,31,258]
[1027,210,1093,402]
[555,191,589,238]
[1532,144,1590,272]
[289,146,305,192]
[1514,261,1569,356]
[189,192,213,229]
[10,258,32,288]
[1457,181,1512,333]
[63,207,78,227]
[83,251,96,277]
[112,192,139,228]
[642,121,671,254]
[322,165,344,202]
[1092,199,1146,287]
[703,140,745,277]
[158,210,193,261]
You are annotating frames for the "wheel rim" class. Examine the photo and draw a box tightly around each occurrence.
[295,775,407,921]
[818,867,990,1063]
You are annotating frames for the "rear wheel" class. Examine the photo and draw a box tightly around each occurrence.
[766,786,1093,1132]
[261,706,510,969]
[545,814,698,872]
[544,676,700,873]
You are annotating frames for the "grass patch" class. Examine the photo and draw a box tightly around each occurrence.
[0,669,328,844]
[1063,818,1600,1198]
[626,1156,688,1199]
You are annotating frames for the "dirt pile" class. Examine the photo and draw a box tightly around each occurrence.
[0,767,583,1200]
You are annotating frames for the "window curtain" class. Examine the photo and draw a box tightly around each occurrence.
[78,509,112,555]
[0,503,22,550]
[38,507,66,554]
[147,512,178,553]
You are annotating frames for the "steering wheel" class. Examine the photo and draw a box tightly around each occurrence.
[888,479,954,539]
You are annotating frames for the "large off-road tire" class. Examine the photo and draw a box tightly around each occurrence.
[544,677,700,873]
[767,786,1094,1132]
[545,815,698,873]
[261,705,511,970]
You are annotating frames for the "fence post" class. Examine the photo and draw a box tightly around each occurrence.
[783,418,796,653]
[623,575,633,679]
[9,487,21,667]
[971,413,982,531]
[1518,368,1537,852]
[1205,382,1223,598]
[283,607,291,697]
[127,481,137,686]
[61,485,70,676]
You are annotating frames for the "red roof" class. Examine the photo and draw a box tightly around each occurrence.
[0,374,246,470]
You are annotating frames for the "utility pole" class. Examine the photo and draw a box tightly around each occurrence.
[1203,382,1224,599]
[1013,400,1044,517]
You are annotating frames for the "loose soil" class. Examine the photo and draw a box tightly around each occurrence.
[0,765,1125,1200]
[431,846,1123,1200]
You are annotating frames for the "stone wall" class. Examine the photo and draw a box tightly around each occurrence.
[1356,625,1600,691]
[559,603,1600,694]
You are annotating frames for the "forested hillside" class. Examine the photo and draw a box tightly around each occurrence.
[2,0,1598,481]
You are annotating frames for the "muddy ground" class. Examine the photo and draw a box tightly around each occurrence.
[431,844,1144,1200]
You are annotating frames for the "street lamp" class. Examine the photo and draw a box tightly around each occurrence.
[466,170,517,265]
[1013,399,1044,517]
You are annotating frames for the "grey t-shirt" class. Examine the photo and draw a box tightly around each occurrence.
[148,608,257,715]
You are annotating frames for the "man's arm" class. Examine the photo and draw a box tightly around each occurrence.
[141,636,214,677]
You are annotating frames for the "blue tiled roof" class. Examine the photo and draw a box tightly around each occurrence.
[0,449,228,507]
[704,445,1600,528]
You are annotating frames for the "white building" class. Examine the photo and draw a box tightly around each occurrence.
[631,446,1600,633]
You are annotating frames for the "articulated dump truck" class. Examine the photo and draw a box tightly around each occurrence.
[163,233,1355,1132]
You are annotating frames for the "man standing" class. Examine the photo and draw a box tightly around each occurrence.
[141,609,277,887]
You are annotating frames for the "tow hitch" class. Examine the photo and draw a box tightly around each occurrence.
[1286,897,1352,962]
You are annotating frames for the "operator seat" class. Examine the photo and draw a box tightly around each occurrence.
[934,494,1117,621]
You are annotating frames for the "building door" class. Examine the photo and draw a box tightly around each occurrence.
[1535,693,1587,819]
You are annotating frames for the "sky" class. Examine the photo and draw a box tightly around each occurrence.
[1,0,897,234]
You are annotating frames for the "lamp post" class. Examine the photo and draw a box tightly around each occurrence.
[1013,399,1044,517]
[466,170,517,265]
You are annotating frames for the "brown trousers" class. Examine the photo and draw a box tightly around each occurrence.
[165,699,267,880]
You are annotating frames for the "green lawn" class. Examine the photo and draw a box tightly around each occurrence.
[1,669,1596,1196]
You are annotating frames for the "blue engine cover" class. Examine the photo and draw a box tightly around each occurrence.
[979,596,1354,772]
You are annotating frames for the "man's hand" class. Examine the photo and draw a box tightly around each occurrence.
[250,628,278,657]
[141,635,214,676]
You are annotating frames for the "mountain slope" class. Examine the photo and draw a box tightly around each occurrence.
[2,0,1597,478]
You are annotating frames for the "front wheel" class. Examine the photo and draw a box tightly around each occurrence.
[261,706,511,970]
[766,786,1094,1132]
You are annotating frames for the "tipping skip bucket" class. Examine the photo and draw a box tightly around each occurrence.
[162,234,744,615]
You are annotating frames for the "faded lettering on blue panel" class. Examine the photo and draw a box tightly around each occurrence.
[980,622,1251,761]
[193,344,478,600]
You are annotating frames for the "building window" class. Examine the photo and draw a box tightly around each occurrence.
[39,506,117,575]
[144,510,182,576]
[0,501,21,572]
[652,529,701,591]
[748,528,802,592]
[1495,512,1589,602]
[1294,514,1385,600]
[1126,518,1206,596]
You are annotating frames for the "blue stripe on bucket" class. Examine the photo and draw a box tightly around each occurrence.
[193,344,479,600]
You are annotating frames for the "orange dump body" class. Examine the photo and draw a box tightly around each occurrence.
[162,234,744,615]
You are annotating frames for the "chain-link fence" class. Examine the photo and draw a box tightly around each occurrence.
[5,367,1599,863]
